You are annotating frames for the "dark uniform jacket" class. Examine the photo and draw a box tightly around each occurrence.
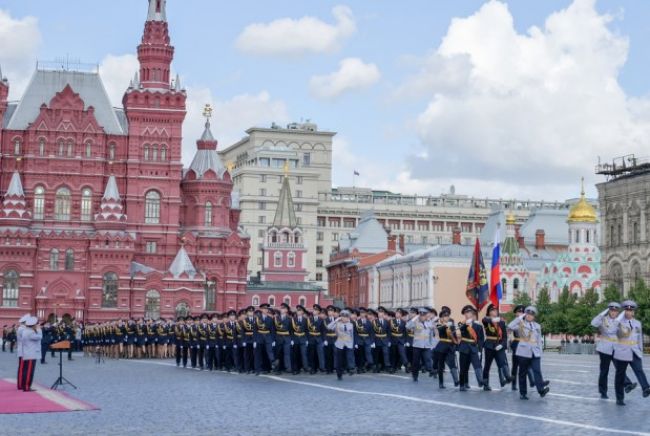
[481,318,507,350]
[457,321,484,354]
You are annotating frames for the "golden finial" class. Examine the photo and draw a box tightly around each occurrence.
[580,176,585,197]
[226,161,235,173]
[283,160,290,177]
[203,103,213,120]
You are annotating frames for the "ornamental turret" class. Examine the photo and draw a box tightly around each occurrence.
[0,171,31,225]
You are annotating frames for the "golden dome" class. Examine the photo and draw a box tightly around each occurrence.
[568,178,597,223]
[506,212,516,225]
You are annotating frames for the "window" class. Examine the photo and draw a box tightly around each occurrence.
[85,141,92,158]
[316,260,323,268]
[259,158,270,167]
[257,257,262,265]
[501,278,507,298]
[175,301,190,318]
[81,188,93,221]
[252,296,260,306]
[586,231,590,244]
[317,217,326,227]
[102,272,118,308]
[296,203,303,212]
[296,190,302,198]
[152,145,158,161]
[64,249,74,271]
[303,153,311,167]
[272,158,284,168]
[260,174,267,183]
[33,186,45,219]
[49,249,59,270]
[288,252,295,267]
[513,278,520,293]
[257,229,265,238]
[204,201,213,226]
[161,146,167,161]
[575,230,580,244]
[67,140,74,157]
[39,139,45,156]
[58,140,65,156]
[2,270,19,307]
[268,296,276,306]
[315,273,323,281]
[259,202,266,210]
[145,241,157,253]
[316,246,323,254]
[297,176,303,185]
[55,187,71,220]
[274,252,282,267]
[144,145,150,160]
[331,233,339,241]
[299,296,306,306]
[145,191,161,223]
[14,138,21,155]
[204,280,216,311]
[258,216,266,224]
[317,232,324,241]
[108,143,116,160]
[296,217,302,225]
[145,290,161,320]
[283,296,291,306]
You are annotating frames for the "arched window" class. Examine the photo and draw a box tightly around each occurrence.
[204,202,213,226]
[288,252,295,267]
[152,144,158,161]
[55,187,71,220]
[58,140,65,156]
[14,138,21,155]
[81,188,93,221]
[268,296,276,306]
[298,296,306,307]
[204,280,216,311]
[283,295,291,306]
[33,186,45,219]
[102,272,118,308]
[49,249,59,270]
[175,301,190,318]
[161,146,167,161]
[67,140,74,157]
[252,296,260,306]
[274,252,282,267]
[38,138,45,156]
[145,290,161,320]
[2,270,19,307]
[85,141,92,158]
[501,278,507,297]
[145,190,161,224]
[64,249,74,271]
[513,278,520,294]
[144,144,150,161]
[108,143,116,160]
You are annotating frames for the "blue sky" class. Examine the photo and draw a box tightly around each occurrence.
[2,0,650,201]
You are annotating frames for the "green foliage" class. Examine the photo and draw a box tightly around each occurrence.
[627,279,650,332]
[535,288,552,327]
[503,292,533,322]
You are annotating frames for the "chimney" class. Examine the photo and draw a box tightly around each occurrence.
[387,234,397,251]
[535,229,545,250]
[515,226,525,248]
[452,226,461,245]
[398,234,405,253]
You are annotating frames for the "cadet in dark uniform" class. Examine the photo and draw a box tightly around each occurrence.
[206,315,218,371]
[240,307,255,373]
[390,309,409,373]
[174,317,185,367]
[481,304,512,390]
[188,317,200,368]
[434,308,460,389]
[307,304,326,374]
[373,307,392,373]
[197,314,209,370]
[223,310,239,371]
[254,304,275,375]
[324,305,338,374]
[274,303,293,373]
[291,305,309,374]
[456,305,485,391]
[355,308,374,372]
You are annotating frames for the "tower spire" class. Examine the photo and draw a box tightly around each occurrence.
[138,0,173,89]
[273,175,298,228]
[147,0,167,22]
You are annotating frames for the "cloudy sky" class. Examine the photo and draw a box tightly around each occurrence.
[1,0,650,201]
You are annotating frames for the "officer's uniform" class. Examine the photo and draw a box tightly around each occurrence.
[481,304,512,390]
[434,311,459,389]
[509,305,534,391]
[457,305,485,391]
[327,310,356,379]
[292,308,310,373]
[274,309,293,373]
[612,300,650,405]
[405,308,435,382]
[355,310,374,372]
[373,308,392,373]
[254,305,276,374]
[223,311,239,371]
[507,306,549,400]
[240,311,255,373]
[324,307,338,373]
[307,305,326,373]
[390,310,409,373]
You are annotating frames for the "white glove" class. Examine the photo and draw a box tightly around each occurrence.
[290,340,294,346]
[405,342,410,348]
[206,345,210,349]
[222,346,226,350]
[242,342,247,347]
[354,344,359,349]
[371,343,376,349]
[272,341,276,347]
[233,345,237,349]
[253,342,257,349]
[446,321,453,327]
[465,319,472,325]
[387,343,391,348]
[491,317,500,323]
[324,341,328,346]
[496,345,503,351]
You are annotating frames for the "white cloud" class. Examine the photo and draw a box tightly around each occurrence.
[182,88,290,166]
[0,9,41,99]
[310,57,380,100]
[99,54,139,106]
[398,0,650,199]
[235,5,355,57]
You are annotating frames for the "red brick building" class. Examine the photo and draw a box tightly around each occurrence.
[0,0,250,324]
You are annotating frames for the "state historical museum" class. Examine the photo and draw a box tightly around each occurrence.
[0,0,250,324]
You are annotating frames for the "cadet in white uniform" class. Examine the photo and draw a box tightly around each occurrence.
[20,316,42,392]
[591,302,636,399]
[16,314,29,391]
[507,306,550,400]
[405,307,436,382]
[612,300,650,406]
[327,310,356,380]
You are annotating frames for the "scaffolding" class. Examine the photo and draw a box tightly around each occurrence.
[595,154,650,181]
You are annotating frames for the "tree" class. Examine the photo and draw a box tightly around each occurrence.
[568,288,600,337]
[535,288,552,328]
[503,292,533,322]
[601,284,622,309]
[627,279,650,334]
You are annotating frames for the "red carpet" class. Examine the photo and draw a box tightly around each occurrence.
[0,378,98,414]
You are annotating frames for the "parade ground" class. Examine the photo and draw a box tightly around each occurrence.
[0,351,648,436]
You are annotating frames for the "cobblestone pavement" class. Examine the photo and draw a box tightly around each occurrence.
[1,350,649,436]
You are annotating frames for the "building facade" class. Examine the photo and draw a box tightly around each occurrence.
[0,0,250,324]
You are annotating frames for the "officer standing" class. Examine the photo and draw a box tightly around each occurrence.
[591,302,637,399]
[327,309,356,380]
[20,316,42,392]
[508,306,550,400]
[406,307,435,382]
[612,300,650,406]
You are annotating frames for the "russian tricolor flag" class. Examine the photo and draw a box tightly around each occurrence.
[490,227,502,308]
